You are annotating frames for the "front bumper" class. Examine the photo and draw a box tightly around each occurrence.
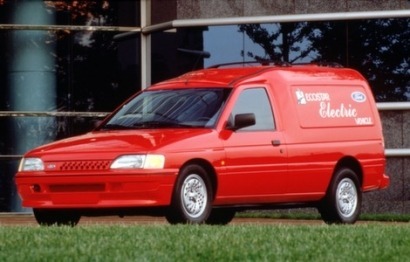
[15,172,176,208]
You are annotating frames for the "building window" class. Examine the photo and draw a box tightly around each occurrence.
[151,19,410,102]
[0,0,141,211]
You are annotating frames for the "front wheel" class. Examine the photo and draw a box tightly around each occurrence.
[33,209,81,226]
[166,164,212,224]
[318,168,362,224]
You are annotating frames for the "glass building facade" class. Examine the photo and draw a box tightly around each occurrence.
[0,1,143,211]
[0,0,409,211]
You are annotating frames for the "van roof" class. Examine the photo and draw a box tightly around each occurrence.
[149,64,366,89]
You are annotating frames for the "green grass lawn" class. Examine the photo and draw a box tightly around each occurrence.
[238,210,410,222]
[1,223,409,261]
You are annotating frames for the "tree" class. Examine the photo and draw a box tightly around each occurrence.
[238,22,318,63]
[239,19,410,102]
[312,19,410,101]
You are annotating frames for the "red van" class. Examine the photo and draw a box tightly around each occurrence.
[15,64,389,225]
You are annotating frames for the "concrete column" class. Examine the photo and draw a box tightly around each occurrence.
[7,0,56,211]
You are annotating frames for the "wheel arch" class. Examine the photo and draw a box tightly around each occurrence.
[178,158,218,200]
[334,156,363,187]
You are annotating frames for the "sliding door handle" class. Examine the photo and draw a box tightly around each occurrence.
[271,140,281,146]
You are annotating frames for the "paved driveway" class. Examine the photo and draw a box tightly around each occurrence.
[0,213,327,226]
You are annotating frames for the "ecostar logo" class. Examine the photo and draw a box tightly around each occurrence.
[295,89,307,104]
[295,89,330,105]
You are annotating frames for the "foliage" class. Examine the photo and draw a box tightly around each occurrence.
[239,19,410,102]
[239,23,317,63]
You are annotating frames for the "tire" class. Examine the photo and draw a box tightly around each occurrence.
[166,164,212,224]
[206,208,236,225]
[33,209,81,226]
[318,168,362,224]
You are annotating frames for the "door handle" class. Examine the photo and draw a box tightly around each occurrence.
[271,140,281,146]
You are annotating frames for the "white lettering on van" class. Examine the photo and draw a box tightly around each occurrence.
[355,117,373,125]
[295,90,331,104]
[319,102,358,118]
[305,92,331,102]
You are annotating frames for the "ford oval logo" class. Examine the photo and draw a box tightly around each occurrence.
[351,91,366,103]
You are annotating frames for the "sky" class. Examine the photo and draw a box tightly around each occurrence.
[203,25,265,67]
[203,24,318,67]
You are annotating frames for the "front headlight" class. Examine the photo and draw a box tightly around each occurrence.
[110,154,165,169]
[18,158,44,171]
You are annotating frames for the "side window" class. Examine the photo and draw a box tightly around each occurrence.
[230,88,275,131]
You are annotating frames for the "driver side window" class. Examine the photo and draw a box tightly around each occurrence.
[230,88,275,131]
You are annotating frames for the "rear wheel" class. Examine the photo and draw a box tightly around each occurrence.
[318,167,362,224]
[33,209,81,226]
[166,164,212,224]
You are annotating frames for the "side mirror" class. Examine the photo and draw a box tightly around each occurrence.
[227,113,255,131]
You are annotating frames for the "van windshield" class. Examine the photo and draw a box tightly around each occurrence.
[100,88,232,130]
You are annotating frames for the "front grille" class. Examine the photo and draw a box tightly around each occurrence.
[60,160,111,171]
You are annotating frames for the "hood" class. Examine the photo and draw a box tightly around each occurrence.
[25,129,217,161]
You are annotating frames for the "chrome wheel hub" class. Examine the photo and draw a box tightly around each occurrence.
[181,174,207,218]
[336,178,358,218]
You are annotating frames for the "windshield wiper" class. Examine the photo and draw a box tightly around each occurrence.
[100,124,134,130]
[101,121,201,130]
[133,121,197,129]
